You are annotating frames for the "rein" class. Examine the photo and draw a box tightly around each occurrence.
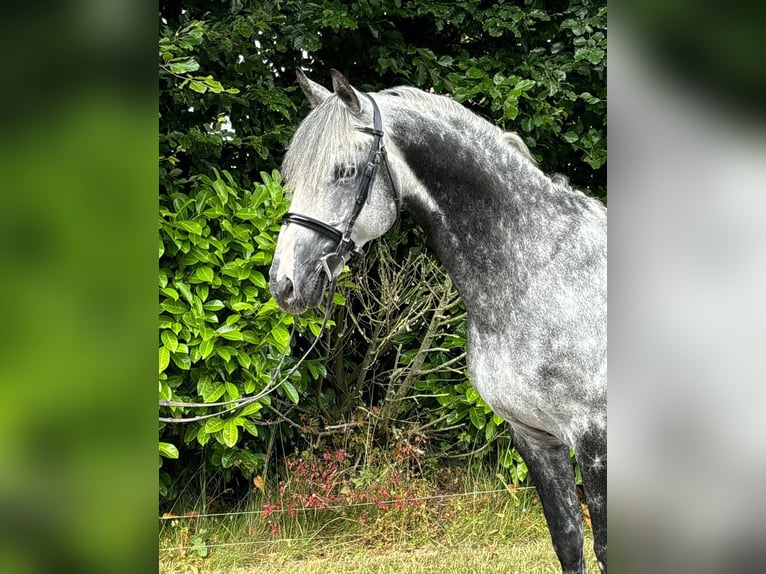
[159,288,336,424]
[159,93,397,424]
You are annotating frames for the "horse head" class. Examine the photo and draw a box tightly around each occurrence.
[269,69,399,314]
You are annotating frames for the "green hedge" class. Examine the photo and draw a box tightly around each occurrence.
[159,0,606,502]
[159,168,335,496]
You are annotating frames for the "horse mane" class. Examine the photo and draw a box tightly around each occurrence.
[380,87,603,211]
[284,84,597,207]
[381,86,538,165]
[500,132,537,165]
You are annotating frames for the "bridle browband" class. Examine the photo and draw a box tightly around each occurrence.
[281,94,400,281]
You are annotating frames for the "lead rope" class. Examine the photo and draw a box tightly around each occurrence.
[159,278,339,424]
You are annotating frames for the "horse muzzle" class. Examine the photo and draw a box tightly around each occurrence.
[269,263,326,315]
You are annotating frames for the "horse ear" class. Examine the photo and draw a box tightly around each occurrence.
[330,69,362,114]
[296,69,331,108]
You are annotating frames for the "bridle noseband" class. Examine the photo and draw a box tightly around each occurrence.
[281,94,400,281]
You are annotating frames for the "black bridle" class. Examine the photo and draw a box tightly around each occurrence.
[281,94,400,281]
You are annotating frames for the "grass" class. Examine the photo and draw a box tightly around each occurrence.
[159,466,598,573]
[222,543,583,574]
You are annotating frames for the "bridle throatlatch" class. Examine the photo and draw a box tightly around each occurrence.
[160,93,399,424]
[282,93,400,282]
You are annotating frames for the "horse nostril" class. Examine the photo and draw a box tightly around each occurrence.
[273,276,294,301]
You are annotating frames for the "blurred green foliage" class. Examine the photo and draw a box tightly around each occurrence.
[0,93,157,574]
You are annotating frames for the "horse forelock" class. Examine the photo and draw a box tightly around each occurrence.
[282,96,361,198]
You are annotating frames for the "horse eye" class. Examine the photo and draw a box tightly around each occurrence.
[332,163,357,182]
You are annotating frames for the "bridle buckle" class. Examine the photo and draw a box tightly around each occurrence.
[320,253,345,281]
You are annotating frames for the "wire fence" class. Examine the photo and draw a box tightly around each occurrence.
[159,487,534,521]
[159,486,540,553]
[159,534,363,553]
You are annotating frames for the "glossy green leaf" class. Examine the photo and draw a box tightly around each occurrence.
[175,281,193,304]
[203,300,225,311]
[485,419,497,442]
[514,78,536,92]
[204,417,225,434]
[159,347,170,374]
[198,338,214,359]
[231,301,254,312]
[239,402,262,417]
[241,418,259,437]
[197,431,210,446]
[225,382,239,399]
[219,329,243,341]
[235,207,258,219]
[282,381,300,404]
[171,352,191,370]
[161,287,179,301]
[222,419,239,447]
[249,270,267,288]
[332,292,346,305]
[161,300,187,315]
[466,67,485,79]
[469,407,486,430]
[270,325,290,350]
[236,350,252,369]
[177,220,203,235]
[159,442,179,459]
[563,131,579,143]
[195,266,214,282]
[168,57,200,74]
[188,80,208,93]
[161,330,178,352]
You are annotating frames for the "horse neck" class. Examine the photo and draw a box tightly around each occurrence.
[386,101,559,318]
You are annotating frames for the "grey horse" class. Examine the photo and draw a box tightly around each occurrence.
[269,69,607,574]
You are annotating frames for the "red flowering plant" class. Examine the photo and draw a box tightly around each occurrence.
[256,441,433,538]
